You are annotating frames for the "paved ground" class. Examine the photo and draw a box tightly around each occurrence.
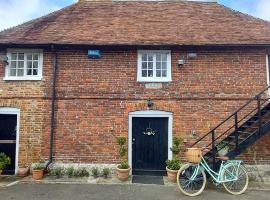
[0,183,269,200]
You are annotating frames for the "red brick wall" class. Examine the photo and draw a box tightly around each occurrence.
[0,48,269,166]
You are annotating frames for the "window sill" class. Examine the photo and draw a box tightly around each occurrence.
[137,78,172,83]
[3,77,43,81]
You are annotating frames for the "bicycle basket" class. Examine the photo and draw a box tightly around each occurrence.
[185,148,202,163]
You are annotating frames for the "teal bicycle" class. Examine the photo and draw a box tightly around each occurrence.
[177,148,249,196]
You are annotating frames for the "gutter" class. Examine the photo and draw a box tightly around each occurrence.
[45,45,58,170]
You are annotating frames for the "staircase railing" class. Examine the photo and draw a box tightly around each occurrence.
[190,86,270,166]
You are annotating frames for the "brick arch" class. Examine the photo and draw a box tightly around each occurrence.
[0,100,21,109]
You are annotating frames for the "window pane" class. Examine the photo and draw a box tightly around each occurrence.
[161,54,167,61]
[162,70,167,77]
[18,53,24,60]
[148,70,153,77]
[27,69,32,75]
[33,69,38,75]
[27,54,32,60]
[148,55,153,62]
[148,62,153,69]
[11,53,17,60]
[10,61,16,68]
[142,70,147,77]
[156,62,161,70]
[17,69,24,76]
[10,69,16,76]
[142,54,147,62]
[33,54,39,60]
[162,62,167,70]
[27,61,32,69]
[33,61,38,68]
[156,70,161,77]
[18,61,24,68]
[156,54,161,62]
[142,62,147,69]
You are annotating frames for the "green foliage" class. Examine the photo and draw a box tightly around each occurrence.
[66,167,74,177]
[118,160,129,169]
[216,142,229,151]
[50,167,64,177]
[102,168,111,178]
[32,162,45,170]
[116,137,126,146]
[166,159,181,170]
[0,152,11,170]
[73,168,89,177]
[91,167,100,177]
[119,147,127,158]
[116,137,128,158]
[170,137,183,157]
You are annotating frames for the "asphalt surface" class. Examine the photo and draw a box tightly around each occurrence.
[0,183,269,200]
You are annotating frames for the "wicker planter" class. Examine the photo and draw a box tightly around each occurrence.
[17,167,29,177]
[32,169,44,180]
[166,167,178,182]
[116,167,130,181]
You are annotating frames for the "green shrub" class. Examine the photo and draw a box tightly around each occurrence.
[32,162,45,170]
[50,167,64,177]
[166,159,181,170]
[216,142,229,151]
[102,168,111,178]
[66,167,74,177]
[0,152,11,170]
[73,168,89,177]
[118,160,129,169]
[91,167,100,177]
[170,137,183,157]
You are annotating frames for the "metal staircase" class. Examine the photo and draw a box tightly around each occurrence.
[191,86,270,168]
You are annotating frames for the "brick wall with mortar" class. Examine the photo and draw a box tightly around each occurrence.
[0,48,270,166]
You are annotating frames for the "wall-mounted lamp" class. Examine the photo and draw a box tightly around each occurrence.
[0,55,8,65]
[187,53,197,59]
[146,99,154,108]
[178,59,185,66]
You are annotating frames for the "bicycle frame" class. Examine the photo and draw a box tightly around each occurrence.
[190,157,242,184]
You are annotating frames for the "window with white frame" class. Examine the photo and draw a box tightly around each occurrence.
[137,50,171,82]
[5,49,43,80]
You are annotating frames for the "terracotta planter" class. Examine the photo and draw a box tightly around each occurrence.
[166,167,178,182]
[218,147,229,157]
[116,167,130,181]
[17,167,29,177]
[32,169,44,180]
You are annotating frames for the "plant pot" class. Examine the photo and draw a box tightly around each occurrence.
[218,147,229,157]
[17,167,30,177]
[166,167,178,182]
[32,169,44,180]
[116,167,130,181]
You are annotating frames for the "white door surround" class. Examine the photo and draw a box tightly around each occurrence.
[128,110,173,170]
[0,107,20,174]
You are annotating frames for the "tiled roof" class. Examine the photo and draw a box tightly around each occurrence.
[0,0,270,46]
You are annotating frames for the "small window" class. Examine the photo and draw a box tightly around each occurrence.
[137,50,171,82]
[5,49,43,80]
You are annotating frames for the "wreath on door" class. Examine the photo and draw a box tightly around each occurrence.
[143,123,156,136]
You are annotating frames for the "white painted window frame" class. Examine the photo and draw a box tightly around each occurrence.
[0,107,20,175]
[137,50,172,82]
[128,110,173,173]
[4,49,43,81]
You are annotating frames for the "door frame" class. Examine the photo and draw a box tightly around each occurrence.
[0,107,20,174]
[128,110,173,172]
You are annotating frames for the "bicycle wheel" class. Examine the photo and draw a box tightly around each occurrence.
[177,163,206,196]
[222,163,249,195]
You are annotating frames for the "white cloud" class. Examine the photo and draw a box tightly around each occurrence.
[0,0,76,31]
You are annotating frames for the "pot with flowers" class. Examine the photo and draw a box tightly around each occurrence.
[116,137,130,181]
[166,137,183,182]
[0,152,11,175]
[32,162,45,180]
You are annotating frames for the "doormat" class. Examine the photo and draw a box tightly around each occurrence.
[132,175,164,185]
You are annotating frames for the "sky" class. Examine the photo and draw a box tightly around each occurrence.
[0,0,270,31]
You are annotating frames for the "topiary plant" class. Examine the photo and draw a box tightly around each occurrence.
[0,152,11,170]
[116,137,129,169]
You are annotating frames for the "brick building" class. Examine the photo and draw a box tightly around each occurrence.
[0,0,270,175]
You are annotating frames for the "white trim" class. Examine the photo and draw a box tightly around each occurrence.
[137,50,172,82]
[0,107,20,174]
[266,55,270,96]
[4,49,43,81]
[128,110,173,173]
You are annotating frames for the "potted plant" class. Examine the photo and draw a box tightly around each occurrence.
[166,137,183,182]
[17,139,32,177]
[0,152,11,175]
[116,137,130,181]
[216,142,229,156]
[32,162,45,180]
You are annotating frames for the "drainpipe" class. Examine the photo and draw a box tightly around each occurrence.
[45,45,58,170]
